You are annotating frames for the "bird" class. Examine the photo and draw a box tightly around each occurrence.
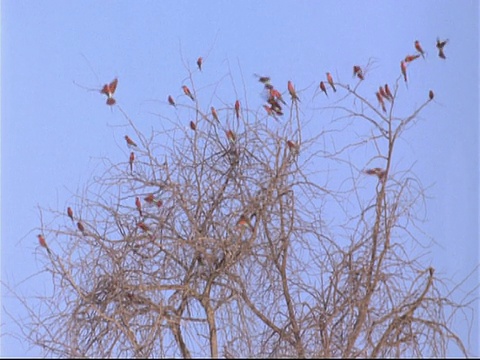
[234,100,240,120]
[326,72,336,92]
[67,207,74,222]
[182,85,195,101]
[101,78,118,106]
[353,65,364,80]
[124,135,138,148]
[211,106,219,122]
[237,214,253,231]
[254,74,271,84]
[168,95,176,107]
[379,86,389,101]
[226,130,236,143]
[436,38,448,59]
[37,234,51,254]
[404,54,421,63]
[269,88,287,105]
[135,196,143,217]
[364,168,387,181]
[319,81,328,97]
[414,40,425,58]
[197,57,203,71]
[400,61,408,83]
[129,152,135,174]
[137,221,150,232]
[287,140,299,155]
[144,194,163,207]
[77,221,86,236]
[190,121,197,131]
[376,92,386,113]
[429,90,434,100]
[384,84,393,101]
[263,104,273,116]
[287,80,300,101]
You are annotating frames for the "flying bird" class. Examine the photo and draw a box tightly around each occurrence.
[129,152,135,174]
[400,61,408,83]
[67,207,74,222]
[326,72,336,92]
[100,78,118,106]
[353,65,364,80]
[197,57,203,71]
[287,80,300,101]
[255,74,271,84]
[182,85,195,101]
[125,135,138,148]
[364,168,387,181]
[319,81,328,97]
[168,95,176,107]
[404,54,421,63]
[436,38,449,59]
[414,40,425,58]
[37,234,51,254]
[235,100,240,120]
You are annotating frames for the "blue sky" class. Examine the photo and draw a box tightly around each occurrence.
[1,1,479,357]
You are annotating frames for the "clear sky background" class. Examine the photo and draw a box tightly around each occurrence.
[1,1,478,357]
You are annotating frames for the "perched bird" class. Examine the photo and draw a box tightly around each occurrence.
[67,207,74,222]
[101,78,118,106]
[414,40,425,58]
[190,121,197,131]
[211,106,219,122]
[376,92,386,113]
[319,81,328,97]
[137,221,150,232]
[237,214,253,231]
[182,85,195,101]
[379,86,388,101]
[129,152,135,174]
[197,57,203,71]
[436,38,448,59]
[287,140,299,155]
[135,196,143,217]
[326,72,336,92]
[226,130,236,143]
[429,90,434,100]
[400,61,408,83]
[77,221,86,236]
[353,65,364,80]
[235,100,240,120]
[404,54,421,63]
[384,84,393,101]
[269,88,286,105]
[364,168,387,181]
[168,95,176,107]
[144,194,163,207]
[37,234,51,254]
[125,135,138,148]
[263,104,273,116]
[288,80,300,101]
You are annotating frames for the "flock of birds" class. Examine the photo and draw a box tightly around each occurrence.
[38,37,449,253]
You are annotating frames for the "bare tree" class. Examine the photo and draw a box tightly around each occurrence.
[4,58,475,358]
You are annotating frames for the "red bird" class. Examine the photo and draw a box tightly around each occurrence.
[269,88,286,105]
[235,100,240,120]
[379,86,389,101]
[226,130,236,143]
[400,61,408,83]
[137,221,150,232]
[414,40,425,58]
[287,80,300,101]
[404,54,421,63]
[77,221,86,236]
[211,106,219,122]
[135,196,142,217]
[287,140,299,155]
[129,152,135,174]
[125,135,138,148]
[237,214,253,231]
[182,85,195,101]
[100,78,118,106]
[67,207,74,222]
[436,38,448,59]
[197,57,203,71]
[429,90,434,100]
[37,234,51,254]
[168,95,176,107]
[384,84,393,101]
[376,92,386,113]
[319,81,328,97]
[145,194,163,208]
[263,104,273,116]
[326,72,336,92]
[190,121,197,131]
[364,168,387,181]
[353,65,364,80]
